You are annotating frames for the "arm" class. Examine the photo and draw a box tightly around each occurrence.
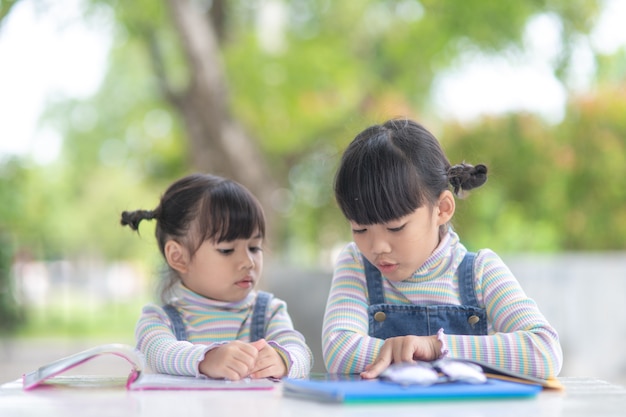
[258,298,313,378]
[444,250,563,379]
[135,304,214,377]
[322,243,385,374]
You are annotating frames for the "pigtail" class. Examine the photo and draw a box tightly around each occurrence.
[120,209,157,231]
[447,163,488,196]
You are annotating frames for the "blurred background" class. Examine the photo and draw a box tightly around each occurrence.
[1,0,625,384]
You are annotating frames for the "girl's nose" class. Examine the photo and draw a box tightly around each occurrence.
[240,251,255,269]
[370,238,391,256]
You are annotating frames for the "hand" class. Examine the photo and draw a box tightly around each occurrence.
[248,339,288,379]
[360,335,441,379]
[199,341,259,381]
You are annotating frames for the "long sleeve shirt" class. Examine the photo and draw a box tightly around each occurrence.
[322,230,563,379]
[136,282,312,378]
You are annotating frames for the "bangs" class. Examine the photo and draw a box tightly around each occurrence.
[334,132,425,225]
[199,181,265,243]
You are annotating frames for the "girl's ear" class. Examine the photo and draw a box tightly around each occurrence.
[164,240,189,274]
[436,190,455,225]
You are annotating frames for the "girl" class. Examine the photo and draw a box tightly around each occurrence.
[322,118,562,380]
[121,173,312,380]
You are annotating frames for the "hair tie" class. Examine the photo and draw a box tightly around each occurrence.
[447,164,468,195]
[447,163,488,195]
[120,209,158,231]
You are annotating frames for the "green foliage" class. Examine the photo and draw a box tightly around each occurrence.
[221,0,604,259]
[225,0,601,161]
[443,86,626,252]
[0,231,24,334]
[30,15,190,261]
[2,0,625,342]
[0,0,620,274]
[0,0,20,23]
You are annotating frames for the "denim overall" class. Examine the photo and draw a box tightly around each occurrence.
[366,252,488,338]
[162,291,273,342]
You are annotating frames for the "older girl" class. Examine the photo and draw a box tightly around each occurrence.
[322,118,562,380]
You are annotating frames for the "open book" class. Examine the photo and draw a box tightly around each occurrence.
[447,357,564,390]
[22,343,277,391]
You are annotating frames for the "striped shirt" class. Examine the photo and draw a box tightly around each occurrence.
[322,230,563,379]
[136,283,312,378]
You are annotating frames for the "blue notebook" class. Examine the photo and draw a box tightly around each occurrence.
[282,375,542,404]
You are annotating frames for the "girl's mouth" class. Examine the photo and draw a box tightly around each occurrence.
[377,262,399,274]
[236,278,254,289]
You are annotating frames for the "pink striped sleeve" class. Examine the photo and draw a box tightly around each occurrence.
[135,304,214,377]
[264,298,313,378]
[322,244,384,373]
[443,250,563,379]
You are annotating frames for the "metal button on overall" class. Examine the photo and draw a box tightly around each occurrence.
[374,312,387,322]
[468,315,480,326]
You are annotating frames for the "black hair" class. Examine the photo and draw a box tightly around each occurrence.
[334,118,487,225]
[120,173,265,301]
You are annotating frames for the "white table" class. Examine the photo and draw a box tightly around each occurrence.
[1,376,625,417]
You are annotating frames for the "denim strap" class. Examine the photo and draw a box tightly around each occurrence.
[364,257,385,304]
[162,304,188,341]
[457,252,478,307]
[250,291,273,342]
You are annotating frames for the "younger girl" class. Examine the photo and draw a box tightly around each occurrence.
[122,173,312,380]
[322,118,562,380]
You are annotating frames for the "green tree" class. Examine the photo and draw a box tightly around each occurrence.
[76,0,604,256]
[442,82,626,252]
[0,0,615,267]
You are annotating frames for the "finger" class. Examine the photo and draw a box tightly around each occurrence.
[392,339,404,364]
[222,366,245,381]
[249,354,274,377]
[236,340,263,355]
[210,359,250,381]
[249,346,276,373]
[360,346,392,379]
[236,353,259,372]
[401,339,417,363]
[360,358,387,379]
[250,364,281,380]
[250,353,287,379]
[229,342,260,362]
[221,347,258,376]
[250,339,267,351]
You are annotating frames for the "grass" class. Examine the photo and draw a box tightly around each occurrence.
[13,298,148,342]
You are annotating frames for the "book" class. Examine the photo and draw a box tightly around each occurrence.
[282,358,563,404]
[282,373,544,404]
[444,358,564,390]
[22,343,277,391]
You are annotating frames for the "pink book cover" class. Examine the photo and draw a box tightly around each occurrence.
[22,343,277,391]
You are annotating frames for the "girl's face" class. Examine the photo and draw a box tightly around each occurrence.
[350,193,453,281]
[180,233,264,302]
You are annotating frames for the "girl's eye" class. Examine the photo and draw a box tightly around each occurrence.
[249,246,263,253]
[388,224,406,232]
[352,228,367,234]
[217,248,234,255]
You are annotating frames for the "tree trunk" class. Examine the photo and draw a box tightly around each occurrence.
[164,0,278,230]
